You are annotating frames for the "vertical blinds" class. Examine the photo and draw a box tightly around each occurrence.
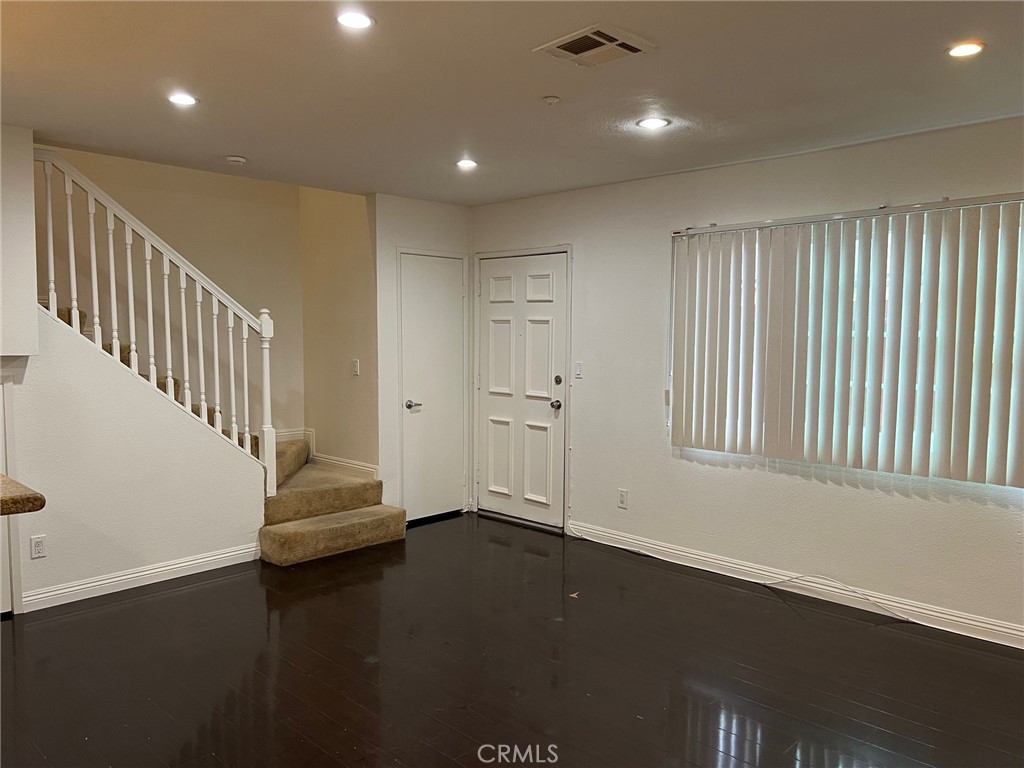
[671,199,1024,488]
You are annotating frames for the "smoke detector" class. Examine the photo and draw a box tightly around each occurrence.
[534,24,655,67]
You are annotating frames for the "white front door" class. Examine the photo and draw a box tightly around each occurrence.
[400,252,466,521]
[477,252,568,528]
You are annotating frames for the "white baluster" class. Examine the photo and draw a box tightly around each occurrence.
[259,309,276,495]
[242,322,251,454]
[106,210,119,353]
[162,255,173,398]
[178,268,192,411]
[228,312,238,443]
[43,161,57,315]
[195,284,207,422]
[124,227,138,373]
[64,174,80,331]
[87,194,101,345]
[144,242,158,385]
[212,297,222,431]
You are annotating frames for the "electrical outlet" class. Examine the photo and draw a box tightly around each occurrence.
[617,489,628,510]
[29,534,47,559]
[351,359,360,376]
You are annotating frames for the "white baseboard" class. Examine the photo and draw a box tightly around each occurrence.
[287,427,378,478]
[567,521,1024,650]
[276,427,312,443]
[271,427,378,479]
[311,453,378,479]
[20,543,260,613]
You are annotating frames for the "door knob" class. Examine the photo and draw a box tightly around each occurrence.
[405,400,422,410]
[550,400,562,410]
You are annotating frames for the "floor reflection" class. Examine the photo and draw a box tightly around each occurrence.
[2,515,1022,768]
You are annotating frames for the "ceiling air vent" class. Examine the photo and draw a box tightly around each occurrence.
[534,25,655,67]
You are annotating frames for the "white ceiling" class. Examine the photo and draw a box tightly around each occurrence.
[3,2,1021,206]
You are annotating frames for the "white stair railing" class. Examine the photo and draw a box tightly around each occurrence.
[33,149,277,496]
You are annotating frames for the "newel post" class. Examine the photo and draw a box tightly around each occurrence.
[259,308,277,496]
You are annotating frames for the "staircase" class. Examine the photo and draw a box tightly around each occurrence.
[51,307,261,453]
[35,148,405,569]
[261,441,405,566]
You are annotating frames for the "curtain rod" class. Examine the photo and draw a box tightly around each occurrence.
[672,192,1024,238]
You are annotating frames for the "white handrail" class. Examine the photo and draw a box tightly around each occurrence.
[33,149,260,331]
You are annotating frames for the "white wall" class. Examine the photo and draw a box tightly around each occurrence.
[471,118,1024,644]
[370,193,471,506]
[9,309,265,611]
[1,124,39,356]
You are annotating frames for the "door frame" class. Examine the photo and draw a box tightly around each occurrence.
[471,246,574,530]
[396,248,473,514]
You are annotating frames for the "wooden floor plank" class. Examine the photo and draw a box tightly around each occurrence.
[2,514,1022,768]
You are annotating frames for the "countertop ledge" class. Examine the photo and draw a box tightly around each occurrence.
[0,474,46,515]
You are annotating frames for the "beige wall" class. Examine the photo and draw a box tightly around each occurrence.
[2,124,39,356]
[299,187,378,464]
[471,117,1024,640]
[44,148,306,429]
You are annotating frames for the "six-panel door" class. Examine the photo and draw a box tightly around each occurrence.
[477,253,567,527]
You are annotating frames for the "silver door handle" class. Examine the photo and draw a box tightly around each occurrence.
[405,400,422,410]
[550,400,562,410]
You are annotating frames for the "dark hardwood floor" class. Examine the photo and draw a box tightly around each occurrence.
[2,514,1022,768]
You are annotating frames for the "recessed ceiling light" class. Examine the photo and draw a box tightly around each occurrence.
[637,117,671,130]
[337,11,375,29]
[168,92,198,106]
[948,41,985,57]
[225,155,247,166]
[456,159,478,170]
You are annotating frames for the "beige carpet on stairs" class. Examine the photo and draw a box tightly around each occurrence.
[259,441,405,567]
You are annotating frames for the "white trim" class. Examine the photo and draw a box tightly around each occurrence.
[568,521,1024,649]
[310,453,378,479]
[283,427,379,479]
[0,375,26,614]
[277,427,312,444]
[21,543,260,613]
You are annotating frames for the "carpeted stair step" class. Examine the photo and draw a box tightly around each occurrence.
[275,439,308,487]
[102,341,132,366]
[185,402,260,456]
[258,504,405,567]
[52,305,87,329]
[150,375,183,401]
[264,464,382,526]
[190,401,218,426]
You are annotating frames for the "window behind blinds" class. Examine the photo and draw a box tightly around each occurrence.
[671,198,1023,488]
